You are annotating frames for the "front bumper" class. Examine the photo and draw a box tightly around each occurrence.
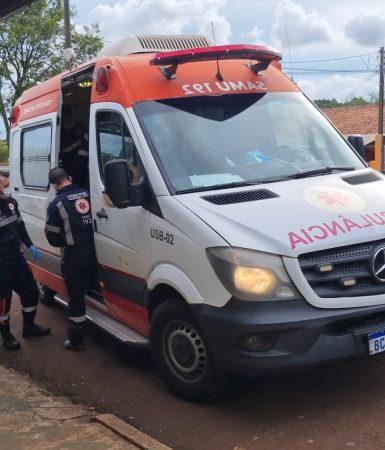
[191,298,385,376]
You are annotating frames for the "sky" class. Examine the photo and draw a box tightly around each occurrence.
[71,0,385,102]
[1,0,384,139]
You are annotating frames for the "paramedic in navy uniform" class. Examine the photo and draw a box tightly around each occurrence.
[44,167,97,351]
[0,170,51,350]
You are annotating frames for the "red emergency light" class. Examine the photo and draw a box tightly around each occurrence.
[94,65,110,93]
[149,44,282,79]
[9,105,20,125]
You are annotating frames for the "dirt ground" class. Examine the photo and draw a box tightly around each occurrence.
[2,300,385,450]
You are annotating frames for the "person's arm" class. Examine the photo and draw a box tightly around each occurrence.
[13,199,33,248]
[44,201,66,247]
[13,198,40,260]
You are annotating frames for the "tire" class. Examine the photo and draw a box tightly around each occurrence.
[38,283,55,306]
[150,298,225,402]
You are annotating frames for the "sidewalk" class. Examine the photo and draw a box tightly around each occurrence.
[0,364,172,450]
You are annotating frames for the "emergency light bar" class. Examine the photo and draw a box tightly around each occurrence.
[150,44,282,79]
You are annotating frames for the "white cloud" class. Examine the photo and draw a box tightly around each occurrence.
[89,0,231,43]
[243,26,265,45]
[271,0,333,49]
[345,10,385,47]
[297,73,379,101]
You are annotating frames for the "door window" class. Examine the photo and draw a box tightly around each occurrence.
[21,124,51,189]
[96,111,141,182]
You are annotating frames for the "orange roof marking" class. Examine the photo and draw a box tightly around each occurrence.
[12,52,300,127]
[91,53,299,106]
[15,74,61,124]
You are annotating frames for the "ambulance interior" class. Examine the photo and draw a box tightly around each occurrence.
[59,66,94,189]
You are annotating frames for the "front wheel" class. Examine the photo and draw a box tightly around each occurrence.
[150,298,225,402]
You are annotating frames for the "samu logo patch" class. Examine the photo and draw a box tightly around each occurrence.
[74,198,90,214]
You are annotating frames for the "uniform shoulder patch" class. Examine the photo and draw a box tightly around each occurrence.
[74,198,90,214]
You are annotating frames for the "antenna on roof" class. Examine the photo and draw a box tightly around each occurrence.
[285,24,293,81]
[211,21,223,81]
[211,21,216,44]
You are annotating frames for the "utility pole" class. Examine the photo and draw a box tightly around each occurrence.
[379,46,384,171]
[63,0,75,70]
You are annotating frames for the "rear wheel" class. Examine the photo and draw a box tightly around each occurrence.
[150,298,224,402]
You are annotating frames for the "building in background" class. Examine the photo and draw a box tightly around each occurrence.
[322,104,385,164]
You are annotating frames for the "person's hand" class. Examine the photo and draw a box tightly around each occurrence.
[29,245,40,260]
[129,163,140,183]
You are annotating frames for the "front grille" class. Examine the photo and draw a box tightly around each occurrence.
[298,239,385,297]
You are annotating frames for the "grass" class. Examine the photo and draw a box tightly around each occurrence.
[0,139,8,163]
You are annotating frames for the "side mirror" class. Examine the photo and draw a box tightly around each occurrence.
[104,159,132,208]
[347,135,365,159]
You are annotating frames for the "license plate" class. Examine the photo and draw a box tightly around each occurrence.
[368,329,385,355]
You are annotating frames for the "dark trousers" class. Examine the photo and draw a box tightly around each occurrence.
[61,243,97,322]
[0,250,39,322]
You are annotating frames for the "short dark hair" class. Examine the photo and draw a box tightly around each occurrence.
[0,170,9,178]
[49,167,69,184]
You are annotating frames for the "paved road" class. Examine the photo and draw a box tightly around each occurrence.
[2,298,385,450]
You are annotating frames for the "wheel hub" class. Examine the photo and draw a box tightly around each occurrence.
[165,322,207,382]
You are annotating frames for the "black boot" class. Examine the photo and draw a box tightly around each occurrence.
[64,322,85,351]
[22,310,51,338]
[0,320,21,350]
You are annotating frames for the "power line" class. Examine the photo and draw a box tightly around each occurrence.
[282,68,377,74]
[285,24,293,81]
[283,52,377,64]
[345,72,379,100]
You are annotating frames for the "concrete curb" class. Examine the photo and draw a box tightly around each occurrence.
[94,413,173,450]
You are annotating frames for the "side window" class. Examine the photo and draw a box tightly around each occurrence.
[96,111,141,182]
[21,124,51,189]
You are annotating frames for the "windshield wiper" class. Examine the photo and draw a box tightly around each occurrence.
[175,176,296,194]
[175,180,254,194]
[175,166,356,194]
[291,166,355,179]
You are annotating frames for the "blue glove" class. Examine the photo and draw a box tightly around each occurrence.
[29,245,40,260]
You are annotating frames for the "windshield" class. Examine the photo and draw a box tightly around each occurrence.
[134,92,365,193]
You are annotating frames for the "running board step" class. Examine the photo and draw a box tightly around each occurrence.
[54,295,149,346]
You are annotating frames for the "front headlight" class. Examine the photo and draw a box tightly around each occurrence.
[206,247,300,301]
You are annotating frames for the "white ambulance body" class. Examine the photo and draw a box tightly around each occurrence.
[9,35,385,400]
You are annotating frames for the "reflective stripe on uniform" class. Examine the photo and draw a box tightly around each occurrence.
[0,214,18,228]
[69,315,86,323]
[45,224,61,233]
[22,306,37,313]
[57,201,75,245]
[61,139,81,154]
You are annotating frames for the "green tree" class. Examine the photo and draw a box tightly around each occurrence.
[314,96,377,108]
[0,0,103,142]
[314,98,340,108]
[72,23,103,64]
[344,96,370,107]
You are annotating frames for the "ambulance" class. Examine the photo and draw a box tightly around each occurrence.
[9,34,385,401]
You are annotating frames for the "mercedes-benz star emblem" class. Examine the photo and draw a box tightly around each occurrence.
[371,246,385,282]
